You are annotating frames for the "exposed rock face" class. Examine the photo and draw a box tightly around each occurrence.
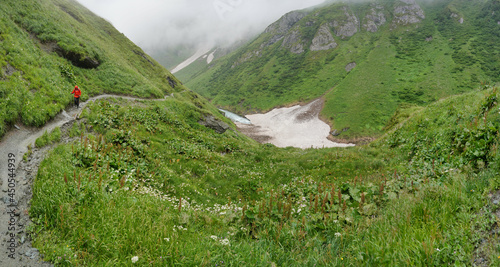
[310,24,337,51]
[330,7,359,39]
[281,29,305,54]
[264,11,308,47]
[393,0,425,26]
[167,76,177,88]
[198,115,230,134]
[450,12,464,24]
[55,47,100,69]
[363,5,387,32]
[133,49,155,66]
[233,10,308,63]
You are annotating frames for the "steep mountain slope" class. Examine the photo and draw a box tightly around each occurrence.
[184,0,500,139]
[1,0,499,265]
[0,0,184,138]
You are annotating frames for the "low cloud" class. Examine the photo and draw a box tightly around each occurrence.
[77,0,325,52]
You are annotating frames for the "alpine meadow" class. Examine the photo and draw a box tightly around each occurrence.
[0,0,500,266]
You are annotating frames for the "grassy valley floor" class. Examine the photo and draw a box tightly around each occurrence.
[25,86,500,266]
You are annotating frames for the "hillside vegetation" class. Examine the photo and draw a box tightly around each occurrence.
[1,0,499,266]
[32,83,500,266]
[0,0,183,138]
[182,0,500,139]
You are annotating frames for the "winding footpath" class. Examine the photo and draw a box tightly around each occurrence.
[0,94,168,266]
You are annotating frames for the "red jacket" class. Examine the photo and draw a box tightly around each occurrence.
[71,87,81,98]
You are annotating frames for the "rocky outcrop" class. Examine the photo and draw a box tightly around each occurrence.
[232,11,308,65]
[310,24,337,51]
[167,76,177,88]
[451,13,464,24]
[264,11,308,47]
[55,46,100,69]
[133,49,155,66]
[281,29,305,54]
[198,115,230,134]
[393,0,425,26]
[330,7,359,39]
[363,5,387,32]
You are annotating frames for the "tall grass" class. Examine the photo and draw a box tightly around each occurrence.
[0,0,184,139]
[30,86,500,265]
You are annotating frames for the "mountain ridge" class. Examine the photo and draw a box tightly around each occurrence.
[181,0,500,139]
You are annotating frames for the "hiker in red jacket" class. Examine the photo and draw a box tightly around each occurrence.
[71,85,81,108]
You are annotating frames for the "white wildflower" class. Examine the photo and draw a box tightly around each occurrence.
[220,238,230,246]
[131,256,139,263]
[210,235,218,241]
[164,238,170,242]
[335,232,342,237]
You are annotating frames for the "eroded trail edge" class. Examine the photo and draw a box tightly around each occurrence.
[0,94,167,266]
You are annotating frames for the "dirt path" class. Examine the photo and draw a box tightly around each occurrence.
[237,98,355,149]
[0,94,168,266]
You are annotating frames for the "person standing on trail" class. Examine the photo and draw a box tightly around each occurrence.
[71,85,81,108]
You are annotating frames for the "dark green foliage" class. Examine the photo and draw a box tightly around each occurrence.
[30,86,500,265]
[184,0,500,139]
[0,0,185,139]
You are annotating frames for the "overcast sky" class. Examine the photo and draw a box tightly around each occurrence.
[77,0,325,52]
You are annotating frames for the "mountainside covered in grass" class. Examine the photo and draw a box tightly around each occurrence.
[183,0,500,139]
[33,82,500,266]
[0,0,184,138]
[2,0,500,265]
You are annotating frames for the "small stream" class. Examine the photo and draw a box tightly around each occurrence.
[219,109,252,124]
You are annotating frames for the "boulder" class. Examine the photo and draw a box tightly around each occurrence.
[345,62,356,72]
[198,115,230,134]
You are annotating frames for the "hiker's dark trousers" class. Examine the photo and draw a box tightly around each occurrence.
[74,97,80,108]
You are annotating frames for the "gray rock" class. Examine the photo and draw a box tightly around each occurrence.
[281,29,305,54]
[263,10,309,49]
[25,248,39,259]
[393,0,425,26]
[331,7,359,39]
[363,5,386,32]
[265,11,308,36]
[345,62,356,72]
[310,24,337,51]
[198,115,230,134]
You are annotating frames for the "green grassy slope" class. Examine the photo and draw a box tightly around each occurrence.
[4,0,497,265]
[184,0,500,139]
[0,0,183,137]
[32,84,500,265]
